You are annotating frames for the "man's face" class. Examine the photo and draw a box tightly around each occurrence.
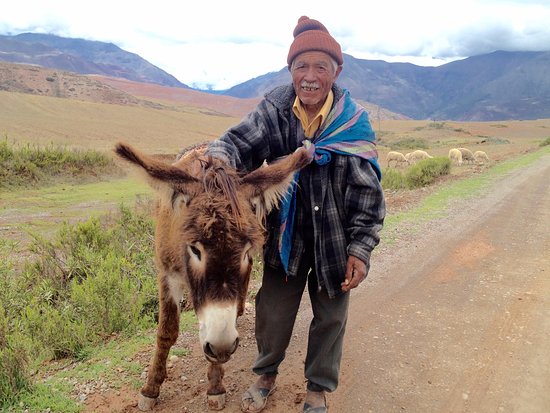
[291,51,342,113]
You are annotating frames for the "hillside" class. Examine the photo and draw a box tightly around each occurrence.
[0,33,187,88]
[0,60,142,105]
[222,52,550,121]
[0,60,405,121]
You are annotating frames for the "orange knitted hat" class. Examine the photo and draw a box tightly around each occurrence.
[287,16,343,67]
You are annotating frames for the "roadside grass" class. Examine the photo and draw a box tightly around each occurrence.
[381,146,550,244]
[0,138,121,191]
[381,156,451,190]
[0,202,161,411]
[18,311,197,413]
[14,313,196,413]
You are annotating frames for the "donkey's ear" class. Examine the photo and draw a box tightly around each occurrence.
[115,142,199,187]
[241,147,312,218]
[115,143,198,184]
[114,142,201,210]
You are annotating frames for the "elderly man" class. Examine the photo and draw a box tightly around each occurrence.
[205,16,385,413]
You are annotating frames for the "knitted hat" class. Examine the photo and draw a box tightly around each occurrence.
[287,16,343,67]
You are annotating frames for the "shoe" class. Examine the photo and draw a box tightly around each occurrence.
[241,383,277,413]
[303,404,327,413]
[303,391,327,412]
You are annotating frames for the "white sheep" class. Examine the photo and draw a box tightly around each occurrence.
[448,148,463,166]
[408,149,433,164]
[457,147,475,164]
[386,151,409,167]
[473,150,489,164]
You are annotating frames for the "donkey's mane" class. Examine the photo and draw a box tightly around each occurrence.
[199,157,243,228]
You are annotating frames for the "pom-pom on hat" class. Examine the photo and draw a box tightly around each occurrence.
[287,16,343,67]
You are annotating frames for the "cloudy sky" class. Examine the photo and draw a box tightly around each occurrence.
[1,0,550,90]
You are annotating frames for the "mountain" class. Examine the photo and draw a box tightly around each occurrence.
[221,52,550,121]
[1,33,549,121]
[0,33,188,88]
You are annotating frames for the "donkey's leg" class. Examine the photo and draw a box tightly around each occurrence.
[206,362,226,411]
[139,288,180,411]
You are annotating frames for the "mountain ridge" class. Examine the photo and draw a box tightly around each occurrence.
[1,33,549,121]
[0,33,188,88]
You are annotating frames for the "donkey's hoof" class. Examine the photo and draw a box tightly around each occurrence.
[138,394,158,411]
[207,392,226,410]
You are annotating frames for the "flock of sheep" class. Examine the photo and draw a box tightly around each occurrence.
[386,148,489,168]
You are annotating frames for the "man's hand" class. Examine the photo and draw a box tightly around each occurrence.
[341,255,370,292]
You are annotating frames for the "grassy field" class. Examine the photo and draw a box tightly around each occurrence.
[2,90,550,159]
[376,118,550,166]
[0,177,151,248]
[0,91,240,154]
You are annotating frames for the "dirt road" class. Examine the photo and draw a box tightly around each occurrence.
[334,154,550,413]
[88,153,550,413]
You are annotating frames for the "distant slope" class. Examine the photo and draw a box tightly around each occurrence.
[0,61,260,118]
[0,33,187,88]
[96,76,260,118]
[222,52,550,121]
[0,60,141,105]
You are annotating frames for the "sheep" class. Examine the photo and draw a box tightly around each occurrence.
[386,151,409,167]
[473,150,489,164]
[408,149,433,164]
[457,148,475,164]
[448,148,463,165]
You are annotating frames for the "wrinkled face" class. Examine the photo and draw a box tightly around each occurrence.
[291,51,342,114]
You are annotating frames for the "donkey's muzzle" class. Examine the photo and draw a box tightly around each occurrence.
[204,337,239,363]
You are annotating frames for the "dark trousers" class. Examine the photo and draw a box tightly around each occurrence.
[252,248,350,392]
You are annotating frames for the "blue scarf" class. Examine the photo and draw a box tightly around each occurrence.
[278,90,381,273]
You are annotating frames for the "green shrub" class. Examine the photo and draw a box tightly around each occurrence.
[539,137,550,147]
[0,204,158,408]
[21,300,89,360]
[381,168,407,190]
[0,308,31,408]
[0,138,119,190]
[71,251,153,335]
[381,157,451,190]
[406,157,451,188]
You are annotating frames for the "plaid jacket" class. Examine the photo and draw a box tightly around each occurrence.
[206,84,385,298]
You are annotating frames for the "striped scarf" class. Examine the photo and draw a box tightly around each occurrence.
[279,89,381,273]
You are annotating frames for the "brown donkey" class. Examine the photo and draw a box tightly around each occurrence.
[114,142,312,410]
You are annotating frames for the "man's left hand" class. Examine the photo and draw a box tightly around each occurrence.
[341,255,369,292]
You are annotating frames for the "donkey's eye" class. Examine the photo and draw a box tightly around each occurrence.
[189,244,202,260]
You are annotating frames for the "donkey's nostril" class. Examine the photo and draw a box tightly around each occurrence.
[230,337,240,354]
[203,338,239,363]
[204,342,216,359]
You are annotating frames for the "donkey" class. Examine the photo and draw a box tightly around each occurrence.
[114,142,312,411]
